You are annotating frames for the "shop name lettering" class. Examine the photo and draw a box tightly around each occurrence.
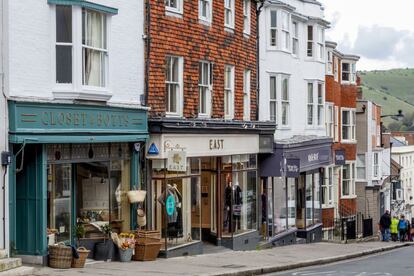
[287,164,299,173]
[308,153,319,162]
[39,112,131,128]
[209,139,224,150]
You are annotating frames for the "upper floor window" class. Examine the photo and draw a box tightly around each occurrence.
[243,0,251,35]
[198,61,213,117]
[334,56,339,82]
[373,152,380,179]
[281,76,290,126]
[243,70,251,121]
[327,51,333,74]
[334,106,339,142]
[342,108,356,142]
[224,65,234,119]
[55,6,108,89]
[281,11,290,51]
[270,76,277,122]
[56,5,73,84]
[292,21,299,56]
[270,10,277,47]
[342,62,357,83]
[356,154,366,180]
[82,9,108,88]
[165,0,183,15]
[224,0,235,29]
[322,167,334,206]
[326,103,334,138]
[307,25,313,57]
[317,83,324,126]
[342,163,356,198]
[307,83,314,125]
[317,27,324,60]
[165,56,183,116]
[199,0,212,23]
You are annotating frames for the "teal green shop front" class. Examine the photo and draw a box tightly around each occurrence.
[8,101,148,264]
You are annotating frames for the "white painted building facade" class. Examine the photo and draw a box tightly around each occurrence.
[259,0,328,139]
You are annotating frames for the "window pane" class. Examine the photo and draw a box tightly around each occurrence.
[342,111,350,124]
[270,77,276,99]
[307,83,313,103]
[84,10,105,49]
[270,102,276,121]
[56,6,72,43]
[172,58,179,82]
[83,48,105,87]
[306,174,313,226]
[282,78,288,100]
[271,11,277,27]
[56,45,72,84]
[307,25,313,40]
[318,84,323,104]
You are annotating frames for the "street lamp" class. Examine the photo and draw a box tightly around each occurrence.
[381,109,404,120]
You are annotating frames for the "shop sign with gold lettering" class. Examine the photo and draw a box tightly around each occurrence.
[167,151,187,172]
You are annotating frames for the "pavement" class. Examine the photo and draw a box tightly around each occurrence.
[30,241,411,276]
[271,243,414,275]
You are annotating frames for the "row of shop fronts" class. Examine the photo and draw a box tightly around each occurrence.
[7,101,336,263]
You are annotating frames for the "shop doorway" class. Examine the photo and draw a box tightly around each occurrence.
[296,174,305,229]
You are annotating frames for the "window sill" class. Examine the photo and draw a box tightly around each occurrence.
[165,9,183,19]
[224,115,234,120]
[224,26,235,33]
[322,204,335,209]
[341,140,357,144]
[199,18,212,27]
[198,114,211,119]
[52,89,112,102]
[341,195,357,199]
[165,112,183,118]
[243,32,251,39]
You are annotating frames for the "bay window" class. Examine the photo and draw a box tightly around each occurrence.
[327,51,333,74]
[342,62,357,83]
[243,70,251,121]
[166,56,183,115]
[198,61,212,117]
[281,76,290,126]
[307,83,314,125]
[317,83,324,125]
[82,9,108,88]
[243,0,251,35]
[270,11,277,47]
[341,108,356,142]
[334,56,339,82]
[224,65,234,119]
[292,21,299,56]
[307,25,313,57]
[224,0,235,29]
[281,11,290,51]
[317,27,324,60]
[270,76,277,122]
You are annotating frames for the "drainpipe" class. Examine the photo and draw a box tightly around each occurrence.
[144,0,151,107]
[256,0,265,121]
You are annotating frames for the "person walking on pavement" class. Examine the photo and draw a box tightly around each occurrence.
[406,218,412,241]
[398,214,408,242]
[390,216,399,242]
[379,210,391,241]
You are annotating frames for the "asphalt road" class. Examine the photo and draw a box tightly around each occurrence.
[270,244,414,276]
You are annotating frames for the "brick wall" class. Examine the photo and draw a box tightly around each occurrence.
[147,0,257,120]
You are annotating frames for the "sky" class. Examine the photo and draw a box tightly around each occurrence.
[319,0,414,71]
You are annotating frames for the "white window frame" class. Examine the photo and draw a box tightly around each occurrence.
[323,166,334,207]
[334,106,339,142]
[325,103,334,138]
[326,51,333,75]
[281,75,290,126]
[52,5,111,101]
[165,0,183,16]
[341,108,356,143]
[292,21,299,56]
[165,56,184,117]
[317,27,324,61]
[356,153,366,180]
[269,75,277,122]
[224,65,235,119]
[281,11,290,51]
[307,25,313,57]
[317,82,324,126]
[334,56,339,82]
[199,0,212,24]
[341,162,356,198]
[341,61,356,84]
[307,82,314,126]
[198,61,213,118]
[224,0,235,30]
[243,0,251,35]
[373,152,380,180]
[243,69,251,121]
[269,10,278,48]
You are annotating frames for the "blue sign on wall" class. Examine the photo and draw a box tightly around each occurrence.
[286,158,300,178]
[335,149,346,165]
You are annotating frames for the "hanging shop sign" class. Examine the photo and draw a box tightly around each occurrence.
[285,158,300,178]
[335,149,346,165]
[166,195,176,216]
[167,150,187,172]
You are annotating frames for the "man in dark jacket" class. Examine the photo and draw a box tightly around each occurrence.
[379,210,391,241]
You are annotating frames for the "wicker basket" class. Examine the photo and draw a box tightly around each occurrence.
[71,247,90,268]
[127,190,146,203]
[48,243,72,269]
[135,230,160,244]
[133,242,161,261]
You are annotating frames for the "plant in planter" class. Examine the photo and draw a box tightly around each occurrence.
[94,224,113,261]
[113,233,135,262]
[75,224,86,247]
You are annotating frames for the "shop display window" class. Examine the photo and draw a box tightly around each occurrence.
[287,178,296,228]
[272,177,287,234]
[305,173,313,226]
[151,158,201,250]
[313,173,321,223]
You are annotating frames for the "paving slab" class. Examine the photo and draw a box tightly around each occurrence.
[30,242,411,276]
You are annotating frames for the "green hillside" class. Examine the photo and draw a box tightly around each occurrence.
[359,68,414,105]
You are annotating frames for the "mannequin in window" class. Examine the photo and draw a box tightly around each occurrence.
[224,174,232,233]
[232,181,242,231]
[157,183,182,240]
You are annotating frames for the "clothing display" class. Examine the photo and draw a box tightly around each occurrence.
[158,184,183,239]
[223,182,243,232]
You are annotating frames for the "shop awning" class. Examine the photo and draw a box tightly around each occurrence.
[9,134,148,144]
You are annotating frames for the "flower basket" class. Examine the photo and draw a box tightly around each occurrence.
[127,190,146,203]
[48,243,72,269]
[135,230,160,244]
[119,248,134,262]
[71,247,90,268]
[133,242,161,261]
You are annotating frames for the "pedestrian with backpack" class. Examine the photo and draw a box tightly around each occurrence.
[398,215,408,242]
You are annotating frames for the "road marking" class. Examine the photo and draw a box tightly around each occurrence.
[291,271,393,276]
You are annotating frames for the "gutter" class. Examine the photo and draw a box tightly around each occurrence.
[256,0,265,121]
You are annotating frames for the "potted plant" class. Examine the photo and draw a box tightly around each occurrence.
[94,224,113,261]
[116,233,135,262]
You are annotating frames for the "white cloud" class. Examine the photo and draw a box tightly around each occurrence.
[320,0,414,70]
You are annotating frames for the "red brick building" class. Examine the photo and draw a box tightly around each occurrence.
[322,41,359,240]
[144,0,275,257]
